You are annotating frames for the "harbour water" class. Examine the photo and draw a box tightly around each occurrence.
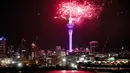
[1,70,114,73]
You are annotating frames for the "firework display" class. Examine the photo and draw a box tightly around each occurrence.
[54,0,108,53]
[55,0,103,23]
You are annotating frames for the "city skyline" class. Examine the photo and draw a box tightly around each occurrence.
[0,0,130,52]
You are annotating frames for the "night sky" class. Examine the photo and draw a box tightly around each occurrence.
[0,0,130,52]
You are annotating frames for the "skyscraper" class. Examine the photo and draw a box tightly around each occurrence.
[90,41,98,55]
[0,37,6,57]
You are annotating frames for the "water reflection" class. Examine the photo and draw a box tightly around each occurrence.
[4,70,129,73]
[46,70,94,73]
[5,70,95,73]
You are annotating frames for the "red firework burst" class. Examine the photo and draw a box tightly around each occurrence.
[55,0,103,23]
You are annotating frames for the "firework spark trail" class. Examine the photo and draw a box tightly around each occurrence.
[55,0,106,23]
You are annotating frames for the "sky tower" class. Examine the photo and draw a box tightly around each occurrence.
[67,16,74,52]
[56,0,103,52]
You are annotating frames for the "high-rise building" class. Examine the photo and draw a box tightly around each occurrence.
[90,41,98,55]
[0,37,6,57]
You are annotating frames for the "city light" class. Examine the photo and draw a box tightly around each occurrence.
[12,61,15,64]
[12,61,17,64]
[17,55,20,59]
[62,58,66,62]
[79,57,84,61]
[0,36,6,40]
[76,60,79,63]
[74,65,77,69]
[17,62,23,67]
[84,60,88,63]
[71,63,77,68]
[108,57,115,61]
[71,63,75,67]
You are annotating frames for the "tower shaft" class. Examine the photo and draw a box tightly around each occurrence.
[67,23,74,52]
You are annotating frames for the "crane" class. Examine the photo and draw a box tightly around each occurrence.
[16,38,26,58]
